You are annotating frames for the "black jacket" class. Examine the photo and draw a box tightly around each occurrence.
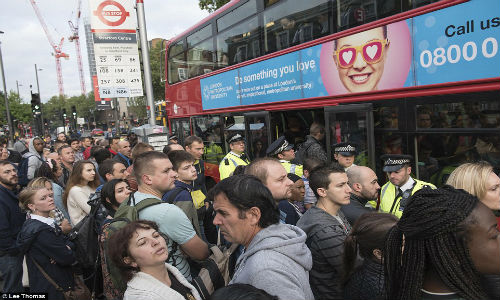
[113,152,131,167]
[0,184,25,255]
[343,258,385,300]
[17,219,76,300]
[341,193,374,226]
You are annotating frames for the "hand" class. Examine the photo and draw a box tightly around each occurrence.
[60,219,72,234]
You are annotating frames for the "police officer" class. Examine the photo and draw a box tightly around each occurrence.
[219,133,250,180]
[333,142,357,171]
[378,154,435,218]
[266,136,303,177]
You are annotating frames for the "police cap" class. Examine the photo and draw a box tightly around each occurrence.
[381,154,413,172]
[227,133,245,144]
[266,136,294,156]
[333,142,357,156]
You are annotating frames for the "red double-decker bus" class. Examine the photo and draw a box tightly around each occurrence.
[163,0,500,186]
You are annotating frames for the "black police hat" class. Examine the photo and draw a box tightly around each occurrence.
[333,142,357,156]
[266,136,294,156]
[169,134,178,141]
[227,133,245,144]
[381,154,413,172]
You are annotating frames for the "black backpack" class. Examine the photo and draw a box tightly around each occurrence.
[67,192,102,269]
[294,141,313,165]
[18,154,45,187]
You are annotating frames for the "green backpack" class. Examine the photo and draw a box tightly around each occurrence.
[101,194,163,295]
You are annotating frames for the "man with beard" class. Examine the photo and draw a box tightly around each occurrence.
[0,161,26,292]
[341,166,379,226]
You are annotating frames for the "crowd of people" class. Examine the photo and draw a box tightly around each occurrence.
[0,131,499,300]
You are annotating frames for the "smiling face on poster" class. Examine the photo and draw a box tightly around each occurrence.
[333,26,389,93]
[320,20,413,96]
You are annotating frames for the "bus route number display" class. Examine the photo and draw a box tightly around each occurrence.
[89,0,144,98]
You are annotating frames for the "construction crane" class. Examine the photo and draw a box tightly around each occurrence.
[68,0,86,96]
[29,0,69,97]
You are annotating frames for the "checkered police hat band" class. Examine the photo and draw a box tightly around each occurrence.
[385,158,410,165]
[335,145,356,152]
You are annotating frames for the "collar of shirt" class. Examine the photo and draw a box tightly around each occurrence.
[399,177,415,193]
[30,214,55,228]
[279,159,290,163]
[229,151,243,158]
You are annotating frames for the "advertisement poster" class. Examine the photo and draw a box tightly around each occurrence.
[201,0,500,110]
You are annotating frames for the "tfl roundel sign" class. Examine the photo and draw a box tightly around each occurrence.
[93,0,130,27]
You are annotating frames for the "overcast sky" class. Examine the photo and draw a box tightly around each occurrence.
[0,0,209,103]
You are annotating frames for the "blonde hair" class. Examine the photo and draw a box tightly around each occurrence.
[18,187,45,212]
[27,177,51,189]
[446,162,493,200]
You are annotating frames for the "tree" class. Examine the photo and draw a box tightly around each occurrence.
[0,91,33,126]
[198,0,230,12]
[149,40,166,102]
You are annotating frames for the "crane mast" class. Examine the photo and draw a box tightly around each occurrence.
[69,0,86,95]
[29,0,69,97]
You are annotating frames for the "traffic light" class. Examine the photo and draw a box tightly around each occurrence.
[71,105,77,118]
[31,92,41,116]
[62,108,67,119]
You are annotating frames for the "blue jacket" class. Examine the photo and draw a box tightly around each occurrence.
[0,184,26,255]
[16,219,75,299]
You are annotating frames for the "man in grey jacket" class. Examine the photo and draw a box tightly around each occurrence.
[212,174,314,300]
[23,137,45,181]
[297,164,352,300]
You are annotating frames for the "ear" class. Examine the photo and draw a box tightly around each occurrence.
[353,182,362,193]
[105,173,112,182]
[317,187,327,198]
[123,256,137,268]
[277,153,284,160]
[247,207,261,226]
[406,166,412,175]
[333,153,339,160]
[372,249,383,261]
[27,203,36,212]
[142,173,153,185]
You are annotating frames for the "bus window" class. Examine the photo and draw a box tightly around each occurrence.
[217,1,257,32]
[168,41,187,84]
[223,115,245,151]
[192,116,225,164]
[216,16,260,68]
[187,38,215,78]
[263,0,330,54]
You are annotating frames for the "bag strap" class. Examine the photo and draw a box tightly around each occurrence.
[164,187,184,204]
[29,255,66,293]
[135,197,163,211]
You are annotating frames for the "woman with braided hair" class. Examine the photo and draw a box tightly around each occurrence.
[384,186,500,300]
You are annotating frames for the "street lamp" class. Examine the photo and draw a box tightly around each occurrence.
[16,80,23,95]
[34,64,45,134]
[0,30,14,146]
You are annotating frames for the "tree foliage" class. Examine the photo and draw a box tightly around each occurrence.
[0,91,33,126]
[150,40,166,102]
[198,0,230,12]
[41,93,96,130]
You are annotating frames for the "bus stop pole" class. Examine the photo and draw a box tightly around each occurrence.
[136,0,156,126]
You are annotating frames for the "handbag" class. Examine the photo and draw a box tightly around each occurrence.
[29,256,91,300]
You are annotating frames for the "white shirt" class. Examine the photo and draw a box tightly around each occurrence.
[30,214,55,228]
[399,177,416,193]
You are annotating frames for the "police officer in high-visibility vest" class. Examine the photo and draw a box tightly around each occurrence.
[333,142,357,171]
[219,133,250,180]
[379,154,436,218]
[266,136,303,177]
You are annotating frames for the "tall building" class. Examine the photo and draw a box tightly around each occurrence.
[84,20,96,83]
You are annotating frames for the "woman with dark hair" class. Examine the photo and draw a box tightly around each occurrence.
[16,187,76,299]
[342,212,398,300]
[384,186,500,300]
[278,173,305,225]
[100,179,131,217]
[107,220,201,300]
[63,160,100,225]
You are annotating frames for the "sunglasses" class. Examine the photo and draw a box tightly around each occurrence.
[334,39,389,68]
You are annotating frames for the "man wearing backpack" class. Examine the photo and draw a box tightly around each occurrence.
[163,150,201,237]
[20,137,45,183]
[128,151,209,280]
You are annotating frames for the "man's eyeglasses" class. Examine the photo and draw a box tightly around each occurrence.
[334,39,389,68]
